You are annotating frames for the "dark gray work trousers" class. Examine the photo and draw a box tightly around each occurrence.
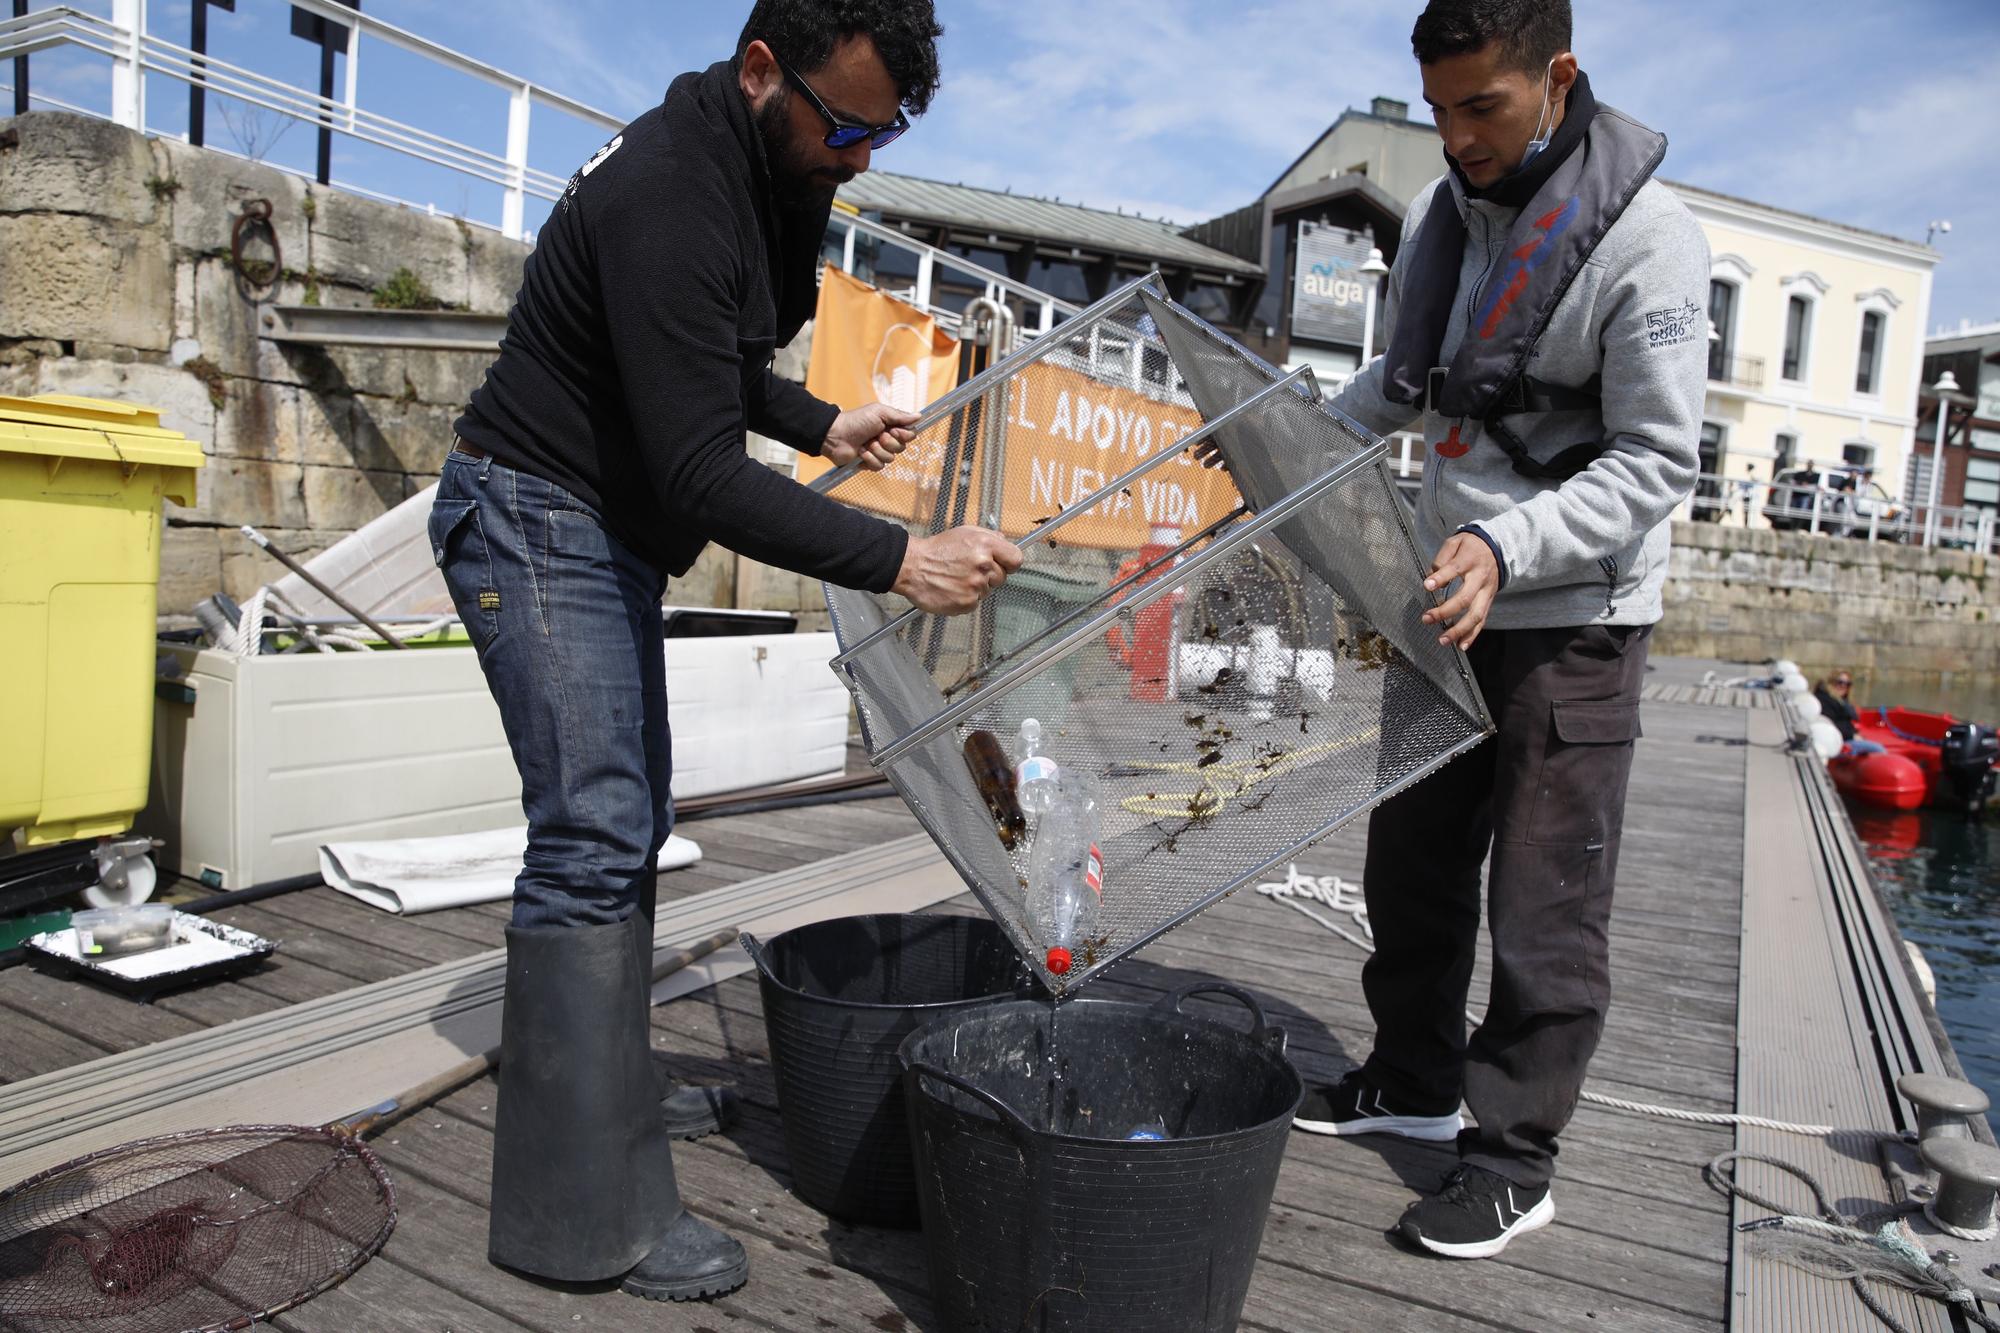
[1361,622,1650,1189]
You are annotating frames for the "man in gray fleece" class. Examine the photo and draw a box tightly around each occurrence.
[1283,0,1709,1258]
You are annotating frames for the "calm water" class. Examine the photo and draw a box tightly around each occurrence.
[1846,679,2000,1137]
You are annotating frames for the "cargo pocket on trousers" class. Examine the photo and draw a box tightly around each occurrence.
[1488,839,1614,1015]
[428,498,498,650]
[1527,699,1643,846]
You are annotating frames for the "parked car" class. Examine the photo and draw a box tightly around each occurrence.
[1764,467,1908,540]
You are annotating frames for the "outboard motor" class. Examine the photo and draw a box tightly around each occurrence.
[1940,721,1999,815]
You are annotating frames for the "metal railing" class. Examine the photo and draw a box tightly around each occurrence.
[1333,440,1996,554]
[1682,470,1998,552]
[0,3,1085,342]
[0,1,622,239]
[826,211,1081,340]
[1707,352,1766,391]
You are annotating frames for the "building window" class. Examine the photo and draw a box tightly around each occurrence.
[1707,279,1736,381]
[1182,281,1236,327]
[1855,310,1885,396]
[1842,441,1876,473]
[1251,222,1291,338]
[1694,421,1727,519]
[1967,458,2000,511]
[1023,258,1091,306]
[1774,431,1797,473]
[1782,295,1812,382]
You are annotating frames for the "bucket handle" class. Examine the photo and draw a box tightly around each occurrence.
[906,1059,1038,1149]
[1154,981,1286,1053]
[738,931,771,977]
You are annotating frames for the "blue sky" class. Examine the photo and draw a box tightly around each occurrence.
[14,1,1998,329]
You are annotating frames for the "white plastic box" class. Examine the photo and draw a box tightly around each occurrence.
[144,631,849,889]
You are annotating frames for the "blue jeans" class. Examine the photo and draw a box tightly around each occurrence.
[429,450,672,929]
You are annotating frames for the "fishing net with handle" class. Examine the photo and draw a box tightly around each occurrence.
[0,1125,395,1333]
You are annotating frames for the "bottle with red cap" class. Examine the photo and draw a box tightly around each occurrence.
[1025,771,1102,977]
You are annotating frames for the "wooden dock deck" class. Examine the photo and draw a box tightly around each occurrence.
[0,656,1986,1332]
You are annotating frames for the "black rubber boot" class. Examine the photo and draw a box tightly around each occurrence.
[489,916,680,1281]
[620,1209,750,1301]
[661,1083,739,1139]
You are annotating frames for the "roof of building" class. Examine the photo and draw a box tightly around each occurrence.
[1660,179,1937,258]
[1250,106,1936,262]
[836,172,1261,277]
[1926,321,2000,353]
[1266,171,1409,225]
[1262,105,1437,198]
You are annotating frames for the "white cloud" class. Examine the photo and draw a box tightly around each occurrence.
[140,0,1997,326]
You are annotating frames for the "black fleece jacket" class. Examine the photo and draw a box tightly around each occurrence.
[455,61,909,592]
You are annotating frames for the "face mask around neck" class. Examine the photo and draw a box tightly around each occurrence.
[1517,58,1558,169]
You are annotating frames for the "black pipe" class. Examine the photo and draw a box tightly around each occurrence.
[189,0,209,146]
[315,35,335,184]
[12,0,27,117]
[180,871,324,916]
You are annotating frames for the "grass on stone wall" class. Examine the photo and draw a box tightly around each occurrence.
[371,266,460,312]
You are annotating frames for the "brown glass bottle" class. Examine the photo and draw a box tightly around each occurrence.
[963,729,1027,850]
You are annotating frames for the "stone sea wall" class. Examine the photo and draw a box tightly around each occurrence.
[0,112,820,622]
[1657,520,1999,680]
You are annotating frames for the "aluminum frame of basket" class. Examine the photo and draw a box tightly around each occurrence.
[812,270,1495,992]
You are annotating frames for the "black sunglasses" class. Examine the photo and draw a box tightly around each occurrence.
[775,55,909,150]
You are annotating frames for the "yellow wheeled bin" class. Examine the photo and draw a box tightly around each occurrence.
[0,394,203,892]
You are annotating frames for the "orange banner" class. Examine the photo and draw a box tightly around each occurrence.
[803,265,961,419]
[800,265,1238,549]
[984,360,1236,548]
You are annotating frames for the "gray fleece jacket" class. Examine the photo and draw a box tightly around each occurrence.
[1331,171,1710,629]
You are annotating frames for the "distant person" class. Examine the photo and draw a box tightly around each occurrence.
[1735,465,1757,527]
[435,0,1018,1306]
[1817,670,1859,741]
[1264,0,1707,1260]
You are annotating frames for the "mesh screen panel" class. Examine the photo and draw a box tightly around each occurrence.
[822,281,1492,991]
[0,1126,395,1332]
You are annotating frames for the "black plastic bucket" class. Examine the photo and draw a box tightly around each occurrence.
[898,983,1302,1332]
[743,913,1025,1226]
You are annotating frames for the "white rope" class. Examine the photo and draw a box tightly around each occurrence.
[1262,891,1375,956]
[1258,862,1848,1139]
[1923,1200,1998,1243]
[227,586,269,657]
[221,586,458,657]
[1577,1090,1836,1136]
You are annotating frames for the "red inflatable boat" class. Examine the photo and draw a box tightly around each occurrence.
[1829,707,2000,813]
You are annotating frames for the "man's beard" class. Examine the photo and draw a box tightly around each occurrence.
[755,89,854,211]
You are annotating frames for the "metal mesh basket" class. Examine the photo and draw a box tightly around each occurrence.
[818,273,1494,991]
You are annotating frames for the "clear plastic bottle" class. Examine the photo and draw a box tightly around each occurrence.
[1015,718,1061,815]
[1026,771,1101,976]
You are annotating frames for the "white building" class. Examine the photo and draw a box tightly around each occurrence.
[1229,103,1943,520]
[1684,183,1938,514]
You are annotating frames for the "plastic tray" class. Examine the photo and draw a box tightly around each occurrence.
[27,910,276,998]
